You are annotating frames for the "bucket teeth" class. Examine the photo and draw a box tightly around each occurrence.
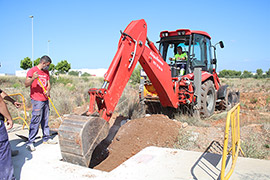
[58,115,109,167]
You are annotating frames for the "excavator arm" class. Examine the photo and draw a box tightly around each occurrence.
[88,19,178,121]
[58,19,178,167]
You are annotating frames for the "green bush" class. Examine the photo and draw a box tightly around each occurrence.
[240,70,253,78]
[219,69,242,78]
[68,71,79,76]
[56,77,73,85]
[130,65,141,85]
[81,72,91,77]
[13,83,21,88]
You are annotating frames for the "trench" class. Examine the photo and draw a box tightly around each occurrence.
[89,116,128,169]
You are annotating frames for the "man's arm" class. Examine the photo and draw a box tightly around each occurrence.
[0,96,13,130]
[25,71,39,87]
[0,90,22,108]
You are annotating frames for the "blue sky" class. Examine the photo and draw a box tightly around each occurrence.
[0,0,269,74]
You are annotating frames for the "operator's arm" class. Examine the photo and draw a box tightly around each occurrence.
[25,71,39,87]
[0,95,13,130]
[181,53,187,60]
[0,90,21,108]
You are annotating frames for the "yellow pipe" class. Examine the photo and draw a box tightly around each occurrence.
[37,77,63,122]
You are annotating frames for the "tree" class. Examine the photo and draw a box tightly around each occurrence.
[49,63,55,72]
[266,68,270,77]
[256,69,263,76]
[55,60,71,74]
[68,70,79,76]
[34,58,40,66]
[20,57,32,70]
[241,70,253,78]
[218,69,241,78]
[81,72,91,77]
[255,68,263,79]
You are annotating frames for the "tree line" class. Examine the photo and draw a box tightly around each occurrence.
[20,57,71,74]
[218,68,270,78]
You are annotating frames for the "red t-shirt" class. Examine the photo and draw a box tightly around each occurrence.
[26,66,50,101]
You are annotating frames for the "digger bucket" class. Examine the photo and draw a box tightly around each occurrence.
[58,115,109,167]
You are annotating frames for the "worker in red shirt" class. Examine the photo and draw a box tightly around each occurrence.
[25,55,57,152]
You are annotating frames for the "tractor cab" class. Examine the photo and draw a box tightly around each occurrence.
[140,28,224,107]
[158,29,222,77]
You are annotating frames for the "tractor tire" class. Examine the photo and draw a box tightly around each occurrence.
[225,88,233,110]
[200,80,216,118]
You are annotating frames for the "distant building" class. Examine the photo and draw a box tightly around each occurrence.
[15,68,107,77]
[70,68,107,77]
[15,70,27,77]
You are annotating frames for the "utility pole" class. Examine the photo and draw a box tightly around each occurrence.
[48,40,50,55]
[29,15,34,66]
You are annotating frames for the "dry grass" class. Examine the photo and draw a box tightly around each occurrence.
[174,130,198,150]
[220,78,270,92]
[115,84,144,119]
[241,131,270,159]
[1,75,103,122]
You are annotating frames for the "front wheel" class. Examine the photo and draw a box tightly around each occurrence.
[200,80,216,118]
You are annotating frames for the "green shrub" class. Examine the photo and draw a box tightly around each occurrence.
[56,77,73,85]
[81,72,91,77]
[130,65,141,85]
[250,97,258,104]
[68,71,79,76]
[13,83,21,88]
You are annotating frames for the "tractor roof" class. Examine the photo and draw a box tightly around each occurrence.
[160,29,211,39]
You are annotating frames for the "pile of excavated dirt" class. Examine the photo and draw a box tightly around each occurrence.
[93,114,182,172]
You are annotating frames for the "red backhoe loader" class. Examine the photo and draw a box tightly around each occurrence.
[58,19,239,167]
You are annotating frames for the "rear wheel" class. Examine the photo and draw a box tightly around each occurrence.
[225,88,233,110]
[200,80,216,118]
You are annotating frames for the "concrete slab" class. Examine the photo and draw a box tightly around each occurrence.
[105,146,270,180]
[7,124,270,180]
[8,124,107,180]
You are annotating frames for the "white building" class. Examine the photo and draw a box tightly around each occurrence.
[15,70,27,77]
[71,68,107,77]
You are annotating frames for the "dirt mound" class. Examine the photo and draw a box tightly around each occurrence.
[94,114,182,172]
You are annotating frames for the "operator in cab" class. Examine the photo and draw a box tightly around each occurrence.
[169,45,187,61]
[169,44,187,75]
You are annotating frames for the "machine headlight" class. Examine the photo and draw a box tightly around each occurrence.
[162,32,169,37]
[178,31,185,36]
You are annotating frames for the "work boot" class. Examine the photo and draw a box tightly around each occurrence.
[26,144,36,152]
[43,139,58,144]
[11,150,19,157]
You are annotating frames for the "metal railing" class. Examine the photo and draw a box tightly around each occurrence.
[8,93,29,130]
[220,103,244,180]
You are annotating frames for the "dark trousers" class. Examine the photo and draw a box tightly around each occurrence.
[28,99,50,144]
[0,121,15,180]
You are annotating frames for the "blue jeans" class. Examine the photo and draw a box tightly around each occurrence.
[0,120,15,180]
[28,99,51,144]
